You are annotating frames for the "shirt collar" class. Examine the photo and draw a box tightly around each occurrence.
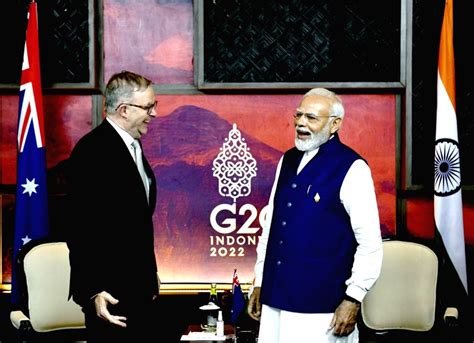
[106,116,135,147]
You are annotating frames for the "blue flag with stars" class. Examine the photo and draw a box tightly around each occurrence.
[231,269,246,325]
[11,1,49,306]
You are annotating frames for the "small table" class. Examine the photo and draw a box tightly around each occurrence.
[181,324,235,342]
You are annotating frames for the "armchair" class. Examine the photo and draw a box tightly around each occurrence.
[10,241,86,342]
[360,240,460,342]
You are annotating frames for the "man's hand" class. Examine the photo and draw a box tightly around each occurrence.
[328,299,360,336]
[93,291,127,327]
[247,286,262,321]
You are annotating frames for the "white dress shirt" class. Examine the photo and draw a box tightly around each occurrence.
[106,117,136,160]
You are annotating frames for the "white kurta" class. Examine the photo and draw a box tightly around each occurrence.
[254,147,383,343]
[259,305,359,343]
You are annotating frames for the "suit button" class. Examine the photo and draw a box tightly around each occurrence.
[287,202,292,208]
[279,240,283,245]
[291,183,297,188]
[282,221,286,226]
[276,261,281,266]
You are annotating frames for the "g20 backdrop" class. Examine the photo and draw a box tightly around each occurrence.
[144,94,396,285]
[0,93,395,287]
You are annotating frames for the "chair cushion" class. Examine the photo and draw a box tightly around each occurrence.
[361,240,438,331]
[24,242,85,332]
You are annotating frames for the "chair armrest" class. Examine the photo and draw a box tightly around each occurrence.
[443,307,459,327]
[10,310,33,332]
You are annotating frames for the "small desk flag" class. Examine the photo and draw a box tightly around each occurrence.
[230,269,246,325]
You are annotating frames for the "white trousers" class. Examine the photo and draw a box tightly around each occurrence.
[258,305,359,343]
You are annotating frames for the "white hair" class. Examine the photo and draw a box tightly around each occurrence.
[303,88,345,119]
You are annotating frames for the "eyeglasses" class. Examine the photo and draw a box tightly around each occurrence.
[293,111,336,123]
[115,100,158,115]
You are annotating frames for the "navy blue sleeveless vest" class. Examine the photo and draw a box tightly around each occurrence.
[260,134,364,313]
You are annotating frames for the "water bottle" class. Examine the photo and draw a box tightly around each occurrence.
[216,310,224,337]
[207,283,219,329]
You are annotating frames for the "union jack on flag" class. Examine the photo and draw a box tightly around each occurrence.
[11,0,49,306]
[230,269,246,325]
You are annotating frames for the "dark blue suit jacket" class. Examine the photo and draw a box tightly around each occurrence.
[67,119,158,308]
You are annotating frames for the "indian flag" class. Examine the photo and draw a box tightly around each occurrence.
[434,0,468,316]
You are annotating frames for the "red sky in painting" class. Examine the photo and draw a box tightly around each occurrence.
[145,94,396,283]
[0,95,92,185]
[104,0,194,84]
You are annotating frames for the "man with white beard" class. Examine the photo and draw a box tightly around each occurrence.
[248,88,383,343]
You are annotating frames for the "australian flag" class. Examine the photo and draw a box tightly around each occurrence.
[230,269,246,325]
[11,1,49,306]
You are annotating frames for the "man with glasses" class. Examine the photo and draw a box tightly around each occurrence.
[248,88,383,342]
[67,70,160,341]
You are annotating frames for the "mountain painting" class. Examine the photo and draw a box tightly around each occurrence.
[142,94,396,286]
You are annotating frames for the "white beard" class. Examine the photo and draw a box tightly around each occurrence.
[295,124,331,152]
